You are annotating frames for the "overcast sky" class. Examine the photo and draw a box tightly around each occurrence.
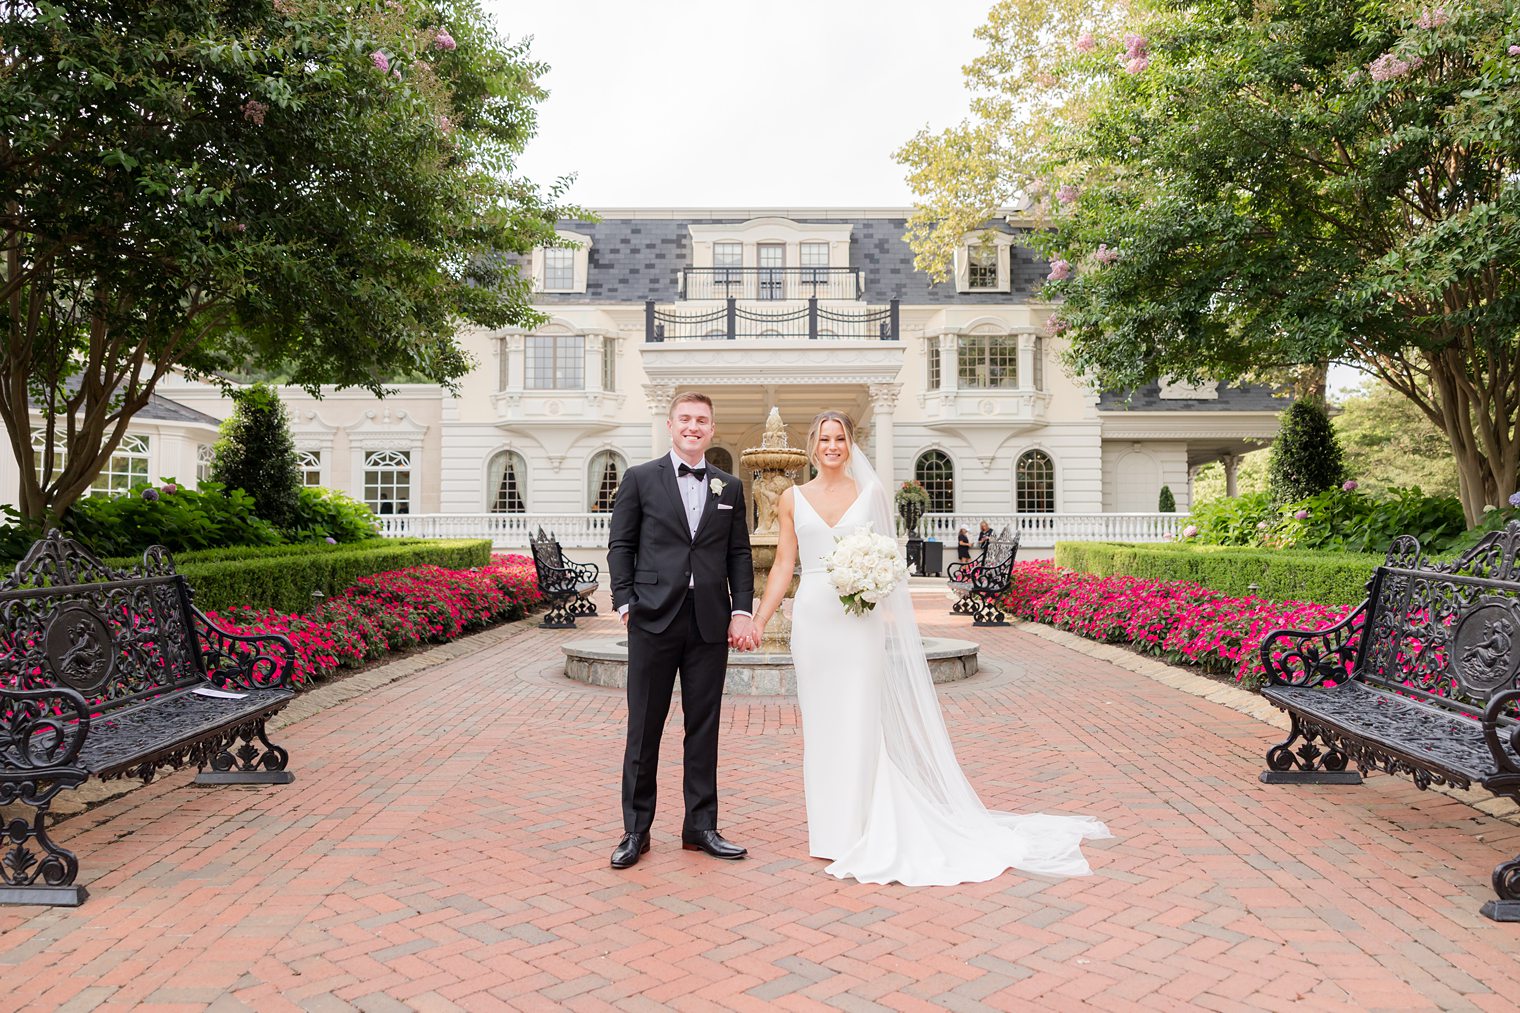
[484,0,1363,395]
[487,0,991,208]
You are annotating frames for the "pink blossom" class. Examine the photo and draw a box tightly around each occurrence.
[1047,259,1072,282]
[1368,52,1422,81]
[234,222,247,233]
[1509,45,1520,56]
[1076,32,1097,53]
[1126,56,1150,75]
[1057,184,1080,205]
[1342,479,1358,492]
[1047,314,1068,334]
[434,29,457,51]
[1181,524,1198,538]
[437,114,453,133]
[1294,509,1310,520]
[241,99,268,126]
[392,68,402,80]
[1123,32,1148,58]
[162,483,177,495]
[1093,243,1119,265]
[371,50,390,73]
[1416,6,1449,29]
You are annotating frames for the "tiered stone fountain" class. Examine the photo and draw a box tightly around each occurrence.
[562,408,980,694]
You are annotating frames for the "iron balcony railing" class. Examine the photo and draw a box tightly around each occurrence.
[678,267,864,301]
[645,298,899,342]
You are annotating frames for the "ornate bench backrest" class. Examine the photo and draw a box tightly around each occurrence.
[0,530,205,712]
[975,536,1019,590]
[528,528,573,594]
[1357,521,1520,712]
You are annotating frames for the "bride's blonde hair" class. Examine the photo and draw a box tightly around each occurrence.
[806,410,856,466]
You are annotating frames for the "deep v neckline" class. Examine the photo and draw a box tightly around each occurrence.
[796,484,863,529]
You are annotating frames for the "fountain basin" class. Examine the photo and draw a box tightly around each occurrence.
[561,637,979,695]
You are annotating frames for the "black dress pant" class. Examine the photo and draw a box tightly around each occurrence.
[621,593,727,834]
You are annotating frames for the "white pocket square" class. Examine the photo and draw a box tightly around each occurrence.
[717,504,734,510]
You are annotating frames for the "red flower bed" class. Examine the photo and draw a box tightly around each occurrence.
[998,560,1356,686]
[207,553,542,687]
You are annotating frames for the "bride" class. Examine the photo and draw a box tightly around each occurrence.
[752,410,1111,886]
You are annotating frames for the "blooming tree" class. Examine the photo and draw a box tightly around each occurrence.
[900,0,1520,524]
[1,0,579,522]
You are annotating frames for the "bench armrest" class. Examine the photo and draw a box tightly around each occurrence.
[946,560,977,582]
[1259,601,1367,688]
[562,557,599,582]
[1482,691,1520,784]
[0,685,91,775]
[194,610,295,690]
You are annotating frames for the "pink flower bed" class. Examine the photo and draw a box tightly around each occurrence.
[997,561,1355,686]
[207,554,541,687]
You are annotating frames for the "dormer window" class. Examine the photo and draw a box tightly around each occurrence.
[532,229,592,294]
[954,230,1016,293]
[543,248,574,290]
[968,243,998,290]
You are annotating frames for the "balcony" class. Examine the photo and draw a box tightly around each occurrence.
[645,298,899,342]
[678,267,864,301]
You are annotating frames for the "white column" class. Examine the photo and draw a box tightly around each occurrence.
[868,383,900,486]
[585,332,605,395]
[503,333,524,394]
[644,383,676,458]
[1017,332,1037,390]
[1222,453,1239,498]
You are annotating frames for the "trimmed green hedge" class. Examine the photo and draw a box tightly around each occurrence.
[110,539,494,613]
[1053,541,1383,606]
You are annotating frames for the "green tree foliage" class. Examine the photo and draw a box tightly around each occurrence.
[1269,401,1346,503]
[900,0,1520,524]
[1157,484,1175,512]
[211,384,303,529]
[1334,377,1460,498]
[1,0,578,522]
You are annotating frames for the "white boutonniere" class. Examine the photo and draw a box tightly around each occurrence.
[709,477,725,496]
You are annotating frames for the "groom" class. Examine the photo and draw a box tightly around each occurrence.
[606,391,757,869]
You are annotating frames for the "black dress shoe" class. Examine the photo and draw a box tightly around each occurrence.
[610,832,650,869]
[681,829,747,860]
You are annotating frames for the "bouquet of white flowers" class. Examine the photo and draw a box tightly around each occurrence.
[824,523,913,617]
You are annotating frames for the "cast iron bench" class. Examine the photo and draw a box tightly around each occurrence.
[1258,520,1520,922]
[0,530,296,907]
[529,527,599,629]
[948,528,1018,627]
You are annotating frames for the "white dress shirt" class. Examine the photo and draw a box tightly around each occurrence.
[618,451,750,618]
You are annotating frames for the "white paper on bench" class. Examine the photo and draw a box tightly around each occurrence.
[192,686,248,700]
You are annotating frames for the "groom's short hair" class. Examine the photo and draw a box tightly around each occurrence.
[669,392,714,418]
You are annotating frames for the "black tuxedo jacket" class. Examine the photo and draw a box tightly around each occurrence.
[607,456,754,641]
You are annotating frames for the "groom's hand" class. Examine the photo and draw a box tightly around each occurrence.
[728,615,756,651]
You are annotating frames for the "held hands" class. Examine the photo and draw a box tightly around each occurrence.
[728,615,760,652]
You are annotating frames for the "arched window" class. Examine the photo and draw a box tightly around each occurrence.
[488,450,526,513]
[706,447,733,474]
[364,449,412,514]
[588,450,625,512]
[196,444,214,484]
[97,433,150,496]
[914,450,954,512]
[1016,450,1055,513]
[295,450,322,487]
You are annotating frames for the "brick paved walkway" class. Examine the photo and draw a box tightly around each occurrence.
[3,596,1519,1011]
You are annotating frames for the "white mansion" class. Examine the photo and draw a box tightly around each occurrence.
[6,208,1285,550]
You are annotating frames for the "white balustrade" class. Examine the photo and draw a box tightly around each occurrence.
[918,512,1188,548]
[374,513,613,548]
[375,511,1186,549]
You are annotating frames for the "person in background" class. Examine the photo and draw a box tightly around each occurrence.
[977,520,992,551]
[957,527,972,562]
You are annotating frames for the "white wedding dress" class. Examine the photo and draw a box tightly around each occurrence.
[789,467,1111,886]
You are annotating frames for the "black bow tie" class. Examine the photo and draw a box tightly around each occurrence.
[678,463,707,480]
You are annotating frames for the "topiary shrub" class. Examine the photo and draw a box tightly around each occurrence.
[211,383,304,530]
[1269,399,1346,503]
[1158,485,1176,512]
